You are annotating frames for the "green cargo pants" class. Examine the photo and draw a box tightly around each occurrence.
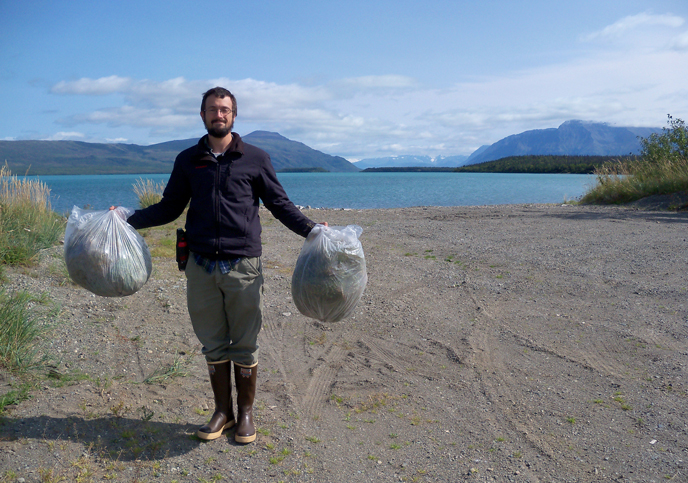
[185,255,263,366]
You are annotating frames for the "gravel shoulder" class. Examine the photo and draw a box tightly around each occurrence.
[1,203,687,482]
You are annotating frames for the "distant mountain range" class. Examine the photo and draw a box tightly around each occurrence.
[0,131,359,175]
[355,121,661,169]
[464,120,661,165]
[0,120,663,175]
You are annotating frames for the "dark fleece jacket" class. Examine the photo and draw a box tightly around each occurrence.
[127,133,315,259]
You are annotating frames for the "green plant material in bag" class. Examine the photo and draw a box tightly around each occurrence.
[64,206,152,297]
[292,224,367,322]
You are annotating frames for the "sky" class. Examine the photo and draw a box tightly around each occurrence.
[2,0,687,162]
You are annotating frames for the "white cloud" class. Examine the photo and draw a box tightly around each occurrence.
[581,12,684,41]
[51,76,132,95]
[48,36,688,160]
[43,131,85,141]
[670,31,688,51]
[223,78,332,118]
[126,77,210,110]
[60,106,198,139]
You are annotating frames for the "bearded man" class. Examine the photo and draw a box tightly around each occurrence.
[123,87,326,443]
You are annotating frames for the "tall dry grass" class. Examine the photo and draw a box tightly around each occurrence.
[133,177,166,208]
[0,165,65,267]
[0,165,62,379]
[580,157,688,205]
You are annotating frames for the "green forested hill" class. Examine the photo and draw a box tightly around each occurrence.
[455,155,638,174]
[0,140,185,175]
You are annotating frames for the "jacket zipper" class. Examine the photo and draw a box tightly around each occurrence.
[214,161,221,257]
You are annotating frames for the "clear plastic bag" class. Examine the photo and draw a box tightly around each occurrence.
[291,224,367,322]
[64,206,152,297]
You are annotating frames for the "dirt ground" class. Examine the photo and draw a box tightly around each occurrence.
[1,203,687,482]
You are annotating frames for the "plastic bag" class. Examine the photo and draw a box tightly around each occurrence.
[64,206,152,297]
[291,224,367,322]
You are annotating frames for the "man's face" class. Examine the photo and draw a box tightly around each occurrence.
[201,95,235,138]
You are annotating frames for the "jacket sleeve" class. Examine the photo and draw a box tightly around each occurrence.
[257,154,316,238]
[127,156,191,230]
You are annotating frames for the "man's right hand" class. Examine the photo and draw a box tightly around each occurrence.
[108,206,127,220]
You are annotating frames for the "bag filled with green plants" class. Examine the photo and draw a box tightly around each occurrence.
[292,224,367,322]
[64,206,152,297]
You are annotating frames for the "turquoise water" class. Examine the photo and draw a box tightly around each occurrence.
[27,172,595,215]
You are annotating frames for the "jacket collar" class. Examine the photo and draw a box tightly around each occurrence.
[194,133,244,161]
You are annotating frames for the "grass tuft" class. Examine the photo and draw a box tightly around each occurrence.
[0,289,58,373]
[143,354,191,385]
[133,177,166,209]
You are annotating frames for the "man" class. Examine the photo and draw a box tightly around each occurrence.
[122,87,325,443]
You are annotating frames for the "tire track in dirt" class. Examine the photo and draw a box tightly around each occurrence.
[484,295,629,378]
[260,311,299,410]
[469,326,558,470]
[358,336,404,373]
[299,344,347,418]
[262,309,349,421]
[632,326,685,353]
[427,338,471,367]
[462,280,559,467]
[503,329,627,378]
[356,336,443,383]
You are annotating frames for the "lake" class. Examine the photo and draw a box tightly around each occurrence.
[26,172,595,215]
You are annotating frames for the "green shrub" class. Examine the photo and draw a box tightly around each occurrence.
[640,115,688,164]
[581,116,688,204]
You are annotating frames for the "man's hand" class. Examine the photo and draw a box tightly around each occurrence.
[108,206,127,220]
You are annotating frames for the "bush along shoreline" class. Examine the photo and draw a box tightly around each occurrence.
[581,115,688,205]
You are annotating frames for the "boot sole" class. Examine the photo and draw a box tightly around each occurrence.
[235,432,256,444]
[196,420,236,441]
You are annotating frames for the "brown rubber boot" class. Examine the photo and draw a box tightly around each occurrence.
[234,362,257,443]
[196,361,235,440]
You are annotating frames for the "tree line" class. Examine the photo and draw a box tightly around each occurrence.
[455,155,640,174]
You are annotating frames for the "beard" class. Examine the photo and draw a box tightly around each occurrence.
[205,118,234,138]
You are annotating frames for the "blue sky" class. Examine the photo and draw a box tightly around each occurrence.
[2,0,687,161]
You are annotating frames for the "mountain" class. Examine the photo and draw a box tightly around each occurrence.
[355,154,469,169]
[465,120,661,165]
[0,140,183,175]
[243,131,359,172]
[0,131,359,175]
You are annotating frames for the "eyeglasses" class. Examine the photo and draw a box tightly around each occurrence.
[203,107,233,116]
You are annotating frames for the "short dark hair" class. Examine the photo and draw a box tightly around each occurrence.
[201,87,237,116]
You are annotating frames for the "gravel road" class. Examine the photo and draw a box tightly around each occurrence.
[1,203,687,482]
